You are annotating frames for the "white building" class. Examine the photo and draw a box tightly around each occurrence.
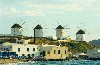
[34,24,43,37]
[11,23,22,36]
[0,42,56,57]
[12,44,41,57]
[16,39,31,45]
[46,36,57,40]
[76,29,85,42]
[60,36,68,40]
[0,42,41,57]
[56,25,64,39]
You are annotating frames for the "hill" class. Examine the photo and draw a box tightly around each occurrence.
[53,41,97,54]
[90,39,100,46]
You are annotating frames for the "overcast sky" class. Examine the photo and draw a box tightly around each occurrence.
[0,0,100,41]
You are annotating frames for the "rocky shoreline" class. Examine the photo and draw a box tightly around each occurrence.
[0,59,24,64]
[0,58,100,64]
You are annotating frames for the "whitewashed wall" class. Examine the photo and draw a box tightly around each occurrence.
[12,44,41,56]
[76,34,85,41]
[35,29,43,37]
[56,29,64,39]
[11,28,22,36]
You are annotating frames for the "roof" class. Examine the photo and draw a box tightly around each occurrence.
[56,25,64,29]
[11,23,22,28]
[34,24,43,29]
[76,30,85,34]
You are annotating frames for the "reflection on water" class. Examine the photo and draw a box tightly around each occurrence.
[0,60,100,65]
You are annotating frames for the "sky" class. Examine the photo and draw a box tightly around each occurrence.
[0,0,100,41]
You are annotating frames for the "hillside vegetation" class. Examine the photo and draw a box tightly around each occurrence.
[9,36,97,54]
[64,42,95,54]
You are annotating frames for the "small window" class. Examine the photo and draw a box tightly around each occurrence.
[18,48,20,52]
[10,46,12,48]
[54,50,56,54]
[65,50,66,54]
[47,51,50,54]
[27,48,29,52]
[32,54,34,57]
[6,48,9,51]
[20,42,23,44]
[22,54,25,56]
[33,48,35,51]
[16,54,18,56]
[27,54,30,56]
[4,48,5,50]
[58,50,60,54]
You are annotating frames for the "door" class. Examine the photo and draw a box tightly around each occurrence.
[43,51,46,57]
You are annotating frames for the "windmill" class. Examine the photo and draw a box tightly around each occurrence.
[20,21,27,34]
[55,21,70,40]
[76,24,89,42]
[77,25,89,35]
[76,26,83,41]
[33,22,48,44]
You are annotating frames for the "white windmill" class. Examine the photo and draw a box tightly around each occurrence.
[76,26,86,42]
[11,23,22,36]
[34,24,43,37]
[11,20,26,36]
[33,22,47,44]
[55,21,70,40]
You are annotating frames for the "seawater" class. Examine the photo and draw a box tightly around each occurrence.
[0,60,100,65]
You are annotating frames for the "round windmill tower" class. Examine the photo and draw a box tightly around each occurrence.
[76,29,85,42]
[11,23,22,36]
[34,24,43,37]
[56,25,64,39]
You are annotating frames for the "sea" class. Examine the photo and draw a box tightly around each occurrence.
[0,60,100,65]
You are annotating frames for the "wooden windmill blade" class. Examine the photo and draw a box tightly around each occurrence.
[64,28,70,29]
[57,21,59,25]
[77,26,81,30]
[20,29,24,33]
[63,25,67,27]
[19,21,27,32]
[84,29,86,32]
[21,21,26,26]
[84,29,90,34]
[63,24,70,29]
[52,28,56,29]
[43,28,48,29]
